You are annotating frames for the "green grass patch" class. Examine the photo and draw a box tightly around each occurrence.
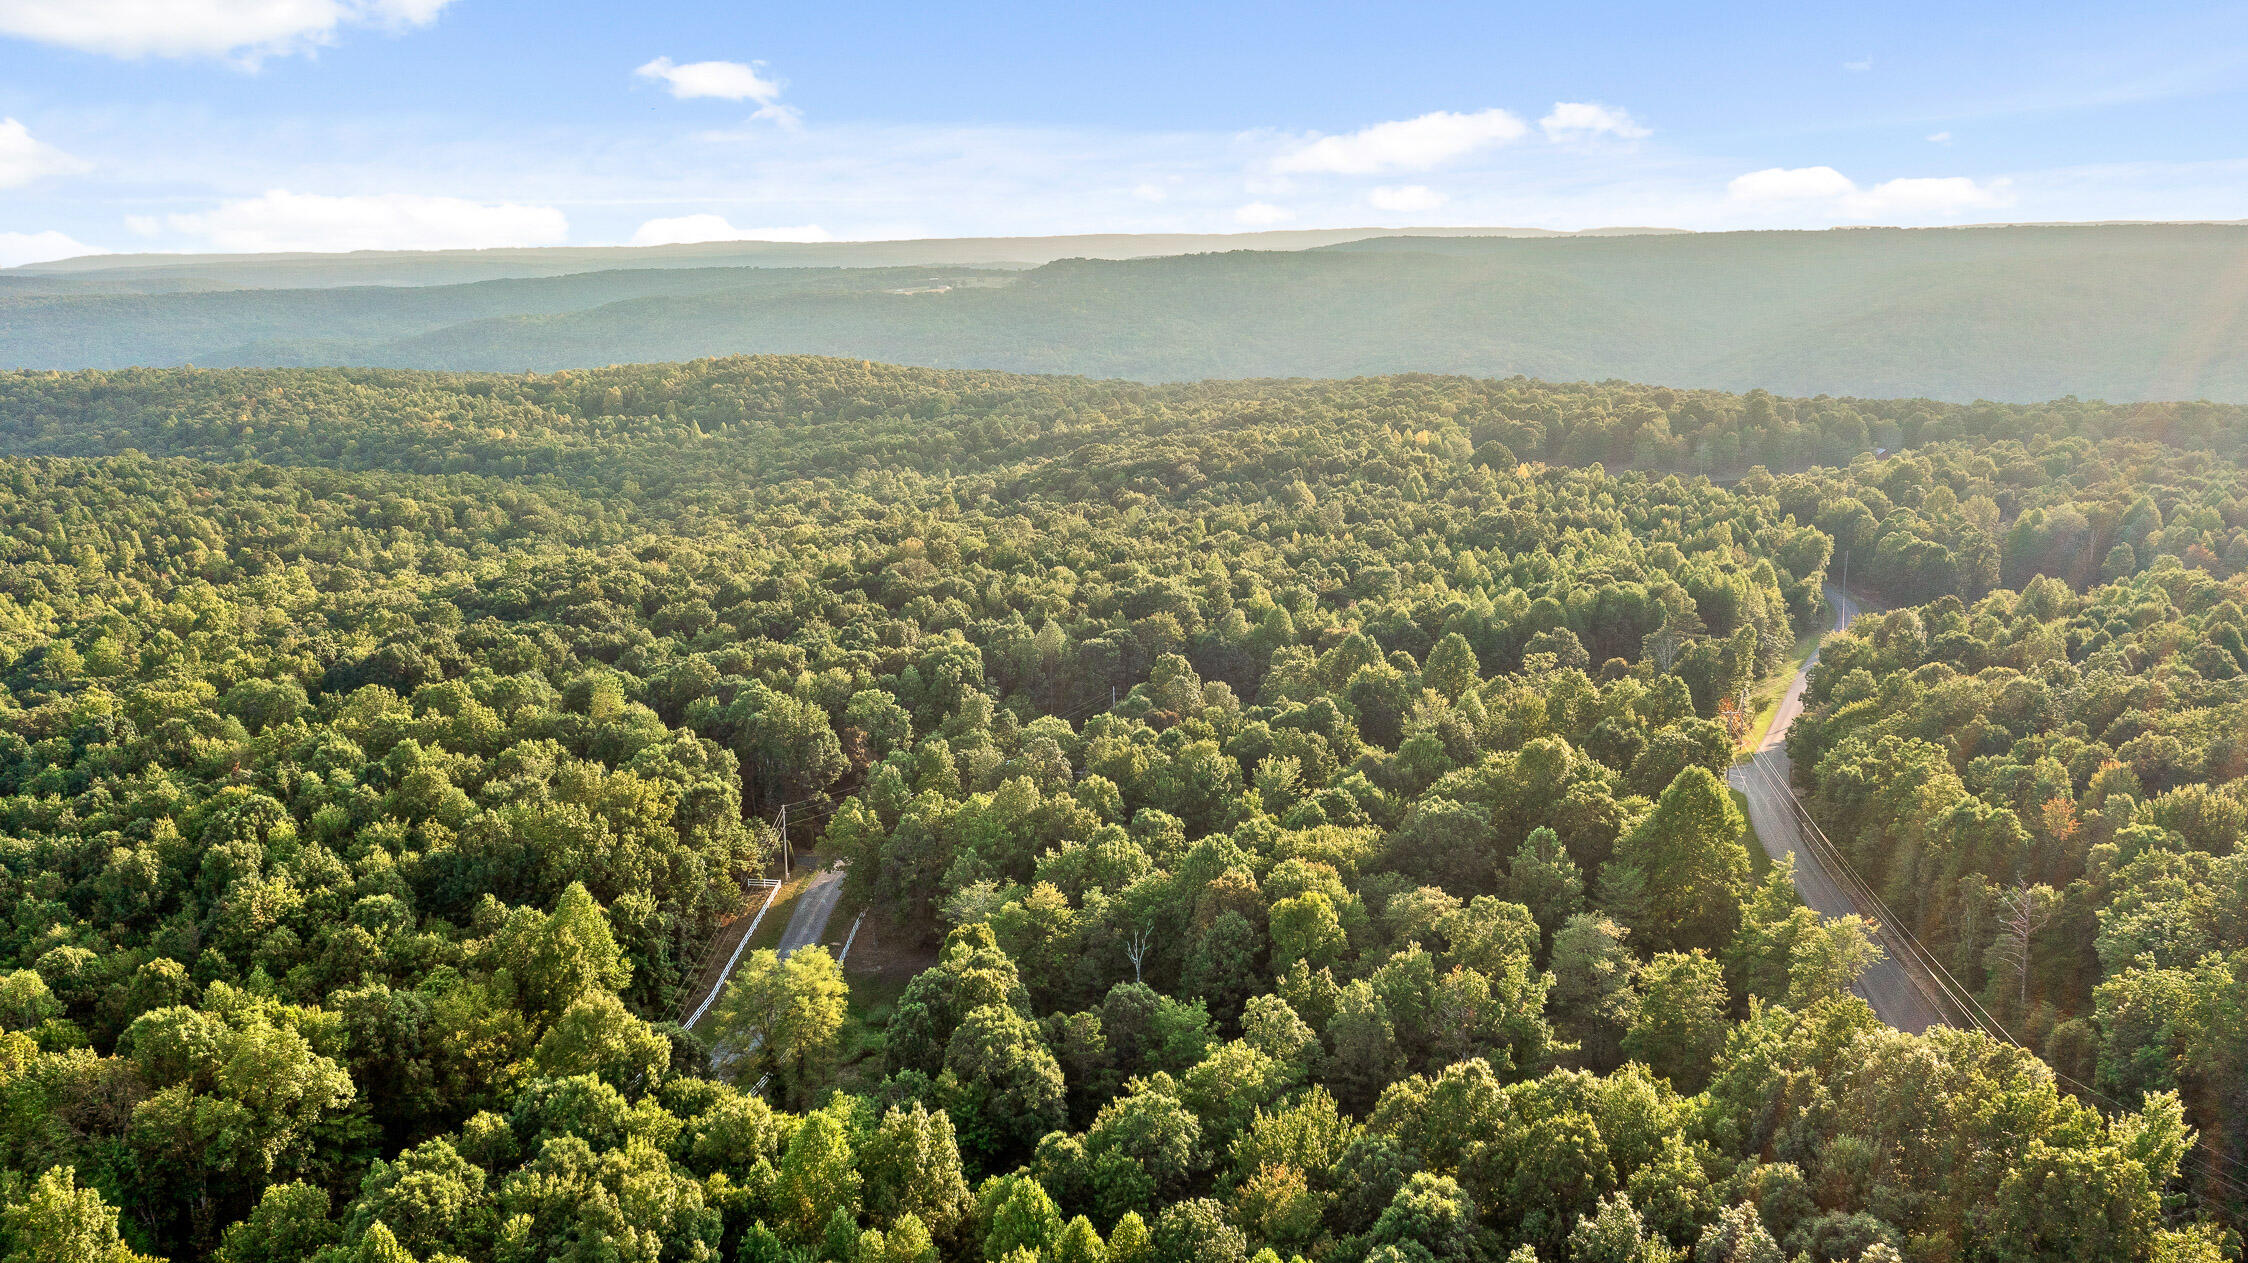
[1737,630,1821,755]
[847,969,913,1025]
[835,968,915,1072]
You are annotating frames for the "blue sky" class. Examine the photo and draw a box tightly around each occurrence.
[2,0,2245,265]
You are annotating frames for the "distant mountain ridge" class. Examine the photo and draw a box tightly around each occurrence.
[5,225,1684,291]
[5,223,2246,403]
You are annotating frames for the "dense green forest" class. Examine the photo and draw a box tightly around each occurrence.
[9,224,2248,402]
[0,357,2244,1263]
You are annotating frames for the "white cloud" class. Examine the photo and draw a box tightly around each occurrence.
[1729,165,2011,219]
[1852,175,2011,216]
[1233,201,1294,226]
[1927,131,1953,144]
[1131,182,1168,202]
[636,57,798,125]
[0,229,100,267]
[629,213,829,246]
[0,117,87,188]
[1369,184,1445,212]
[636,56,783,103]
[32,95,2145,249]
[0,0,454,62]
[168,190,569,252]
[1272,108,1527,175]
[1844,57,1874,72]
[1540,102,1650,142]
[1728,165,1860,201]
[368,0,446,21]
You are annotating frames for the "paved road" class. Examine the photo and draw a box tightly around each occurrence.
[1729,584,1948,1034]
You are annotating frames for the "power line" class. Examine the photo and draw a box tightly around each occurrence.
[1746,754,2248,1195]
[1746,753,1973,1031]
[1757,752,2021,1043]
[1786,593,2248,1200]
[1744,751,2248,1200]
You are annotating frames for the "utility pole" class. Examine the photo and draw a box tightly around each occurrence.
[778,802,789,880]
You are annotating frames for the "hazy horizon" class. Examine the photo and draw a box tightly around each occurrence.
[24,216,2248,274]
[7,0,2248,268]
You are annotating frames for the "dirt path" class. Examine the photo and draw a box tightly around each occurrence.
[694,861,850,1069]
[775,864,846,961]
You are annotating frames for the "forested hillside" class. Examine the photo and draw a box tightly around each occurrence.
[0,357,2242,1262]
[9,224,2248,402]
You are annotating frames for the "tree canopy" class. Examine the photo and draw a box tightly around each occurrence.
[0,355,2239,1261]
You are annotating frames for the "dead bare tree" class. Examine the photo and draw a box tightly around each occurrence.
[1989,880,2057,1008]
[1123,924,1152,984]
